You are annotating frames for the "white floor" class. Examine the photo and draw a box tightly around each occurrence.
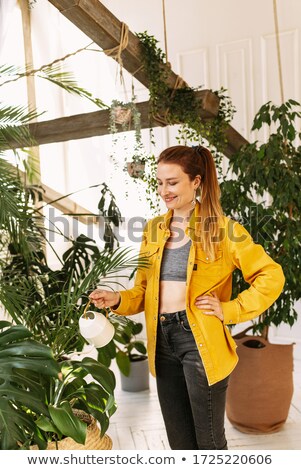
[108,359,301,450]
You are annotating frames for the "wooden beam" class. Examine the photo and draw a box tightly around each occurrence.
[47,1,221,119]
[41,183,99,225]
[13,165,98,225]
[48,0,187,91]
[5,90,220,146]
[5,95,248,157]
[224,126,249,157]
[46,0,249,156]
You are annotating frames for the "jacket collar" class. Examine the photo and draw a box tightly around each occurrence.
[158,200,201,232]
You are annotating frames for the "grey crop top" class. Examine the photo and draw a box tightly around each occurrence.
[160,240,192,282]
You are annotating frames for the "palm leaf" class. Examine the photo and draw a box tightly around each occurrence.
[0,104,41,150]
[38,67,108,109]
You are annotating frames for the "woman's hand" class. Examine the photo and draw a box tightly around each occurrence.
[89,289,121,309]
[194,291,224,321]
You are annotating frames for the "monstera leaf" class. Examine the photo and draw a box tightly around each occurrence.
[51,357,116,438]
[0,321,60,450]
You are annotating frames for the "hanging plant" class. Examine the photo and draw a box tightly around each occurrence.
[136,31,236,173]
[109,97,146,178]
[108,96,161,215]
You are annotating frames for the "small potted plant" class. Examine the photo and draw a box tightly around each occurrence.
[109,97,146,179]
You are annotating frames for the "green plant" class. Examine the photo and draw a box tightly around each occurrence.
[0,60,146,358]
[136,31,236,164]
[109,96,147,171]
[0,142,147,360]
[0,158,139,359]
[1,237,147,360]
[97,315,147,377]
[133,31,237,206]
[220,99,301,336]
[108,97,161,214]
[0,321,116,450]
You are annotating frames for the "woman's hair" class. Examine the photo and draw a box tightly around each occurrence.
[157,145,224,259]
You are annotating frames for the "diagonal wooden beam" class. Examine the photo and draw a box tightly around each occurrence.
[41,183,99,225]
[46,0,249,156]
[13,166,98,225]
[48,0,186,91]
[5,91,223,148]
[5,98,248,157]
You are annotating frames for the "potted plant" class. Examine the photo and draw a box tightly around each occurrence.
[0,321,116,450]
[220,99,301,433]
[98,315,149,392]
[0,231,147,361]
[109,97,146,179]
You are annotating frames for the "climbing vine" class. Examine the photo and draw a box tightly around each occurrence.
[136,31,236,173]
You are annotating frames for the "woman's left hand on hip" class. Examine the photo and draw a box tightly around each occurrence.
[194,291,224,321]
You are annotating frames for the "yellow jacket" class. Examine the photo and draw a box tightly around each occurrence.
[113,202,285,385]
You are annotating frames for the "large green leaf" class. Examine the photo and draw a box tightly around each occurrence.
[97,347,112,368]
[0,398,47,450]
[116,351,131,376]
[0,325,32,345]
[35,416,61,435]
[49,402,87,444]
[0,324,60,449]
[80,357,116,393]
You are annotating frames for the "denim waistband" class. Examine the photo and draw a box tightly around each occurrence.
[159,309,187,323]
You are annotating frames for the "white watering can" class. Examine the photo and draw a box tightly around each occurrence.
[79,299,115,348]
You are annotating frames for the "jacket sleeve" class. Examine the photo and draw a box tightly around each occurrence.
[111,221,150,316]
[221,220,285,325]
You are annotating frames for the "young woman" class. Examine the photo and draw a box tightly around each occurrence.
[89,145,285,450]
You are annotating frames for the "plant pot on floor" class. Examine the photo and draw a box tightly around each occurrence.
[120,354,149,392]
[226,334,294,434]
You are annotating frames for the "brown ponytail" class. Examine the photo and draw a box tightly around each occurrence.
[157,145,224,259]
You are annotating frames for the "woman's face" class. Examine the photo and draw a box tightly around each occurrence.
[156,162,200,213]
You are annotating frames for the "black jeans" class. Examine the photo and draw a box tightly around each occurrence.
[155,310,229,450]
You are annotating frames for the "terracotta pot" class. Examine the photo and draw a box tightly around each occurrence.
[226,335,294,433]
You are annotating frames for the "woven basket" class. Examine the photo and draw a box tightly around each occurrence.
[31,413,112,450]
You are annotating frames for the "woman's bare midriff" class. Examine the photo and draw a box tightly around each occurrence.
[159,280,187,313]
[158,223,190,314]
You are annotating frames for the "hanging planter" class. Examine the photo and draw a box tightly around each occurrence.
[109,97,160,213]
[126,160,145,178]
[112,105,132,126]
[109,98,148,181]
